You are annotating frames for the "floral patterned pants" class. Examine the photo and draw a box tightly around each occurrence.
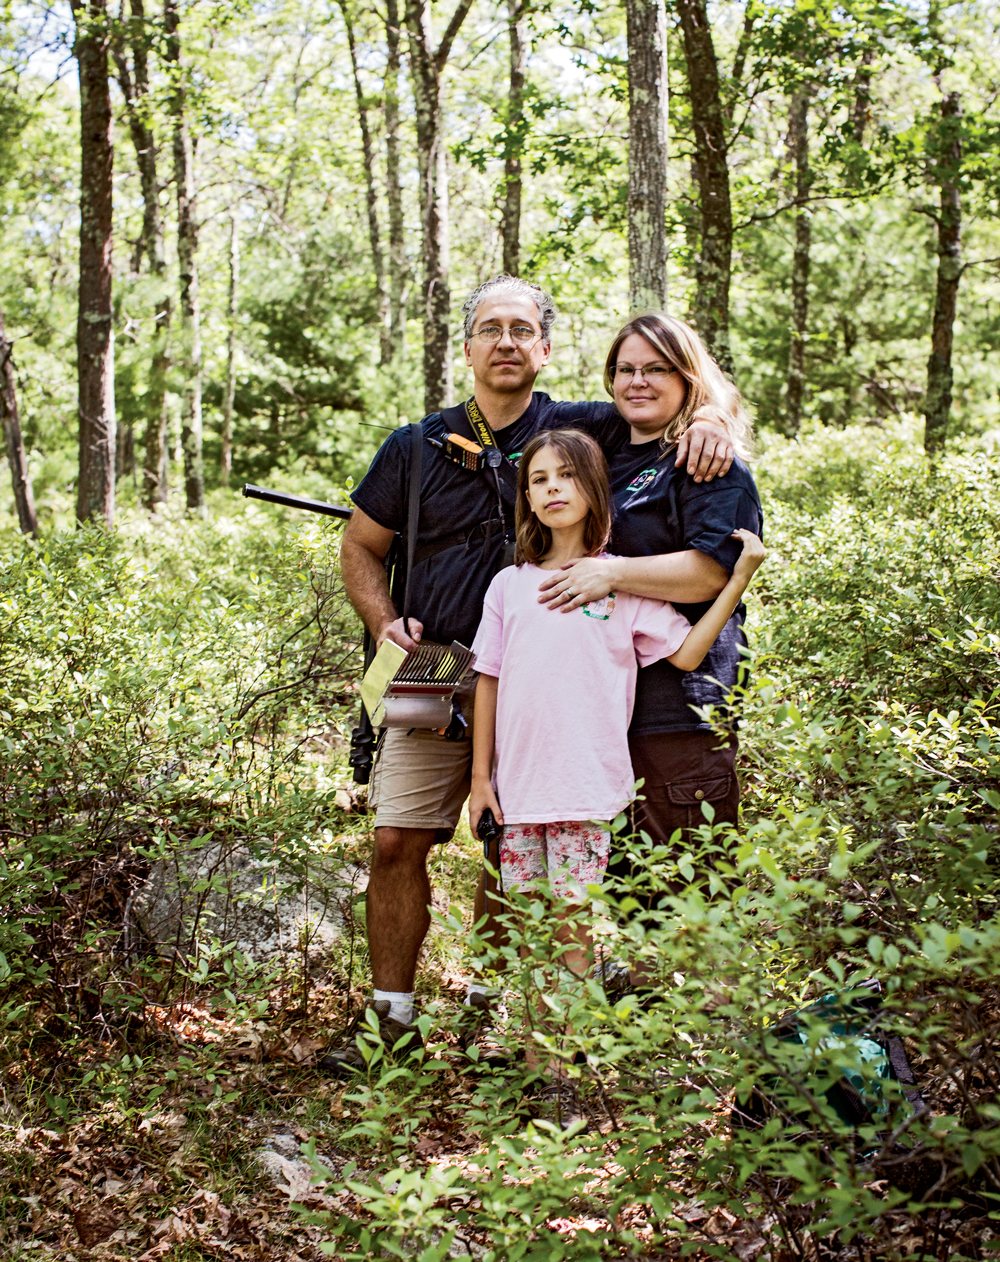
[500,821,611,899]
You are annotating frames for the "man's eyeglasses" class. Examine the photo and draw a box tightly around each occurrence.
[612,362,678,380]
[471,324,540,346]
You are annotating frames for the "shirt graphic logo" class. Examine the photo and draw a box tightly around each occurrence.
[583,593,616,621]
[508,451,523,467]
[625,468,660,497]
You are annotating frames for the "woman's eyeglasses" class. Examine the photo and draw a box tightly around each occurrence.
[613,362,677,380]
[471,324,539,346]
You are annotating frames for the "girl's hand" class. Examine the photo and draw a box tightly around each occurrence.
[469,778,504,839]
[730,529,766,583]
[537,555,617,611]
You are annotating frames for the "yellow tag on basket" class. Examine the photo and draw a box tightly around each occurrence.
[360,639,408,725]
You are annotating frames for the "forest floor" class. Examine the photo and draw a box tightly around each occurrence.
[0,822,692,1261]
[6,981,997,1261]
[3,827,997,1262]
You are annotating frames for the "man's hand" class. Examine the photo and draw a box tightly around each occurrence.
[469,777,504,840]
[537,555,617,612]
[378,616,424,652]
[676,417,735,483]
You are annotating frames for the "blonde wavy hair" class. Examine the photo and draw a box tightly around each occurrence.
[603,314,754,459]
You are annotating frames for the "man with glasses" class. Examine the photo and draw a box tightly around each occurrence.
[322,276,734,1074]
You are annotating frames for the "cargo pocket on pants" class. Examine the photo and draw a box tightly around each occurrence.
[666,775,733,830]
[665,775,732,807]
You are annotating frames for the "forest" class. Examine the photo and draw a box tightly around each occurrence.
[1,0,1000,1258]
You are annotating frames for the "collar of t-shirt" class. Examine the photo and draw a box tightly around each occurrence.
[439,394,541,470]
[610,438,675,496]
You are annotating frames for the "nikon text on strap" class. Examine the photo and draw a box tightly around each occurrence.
[463,397,516,505]
[464,397,504,469]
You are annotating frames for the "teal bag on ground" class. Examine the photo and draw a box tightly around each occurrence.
[732,981,924,1132]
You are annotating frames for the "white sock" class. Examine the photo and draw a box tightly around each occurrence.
[465,983,489,1006]
[373,989,414,1024]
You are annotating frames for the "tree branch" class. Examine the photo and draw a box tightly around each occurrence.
[435,0,475,71]
[236,661,357,721]
[736,187,880,231]
[725,3,756,124]
[960,255,1000,276]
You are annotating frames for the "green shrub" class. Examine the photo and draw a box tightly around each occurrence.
[0,506,361,1032]
[297,424,1000,1260]
[1,424,999,1259]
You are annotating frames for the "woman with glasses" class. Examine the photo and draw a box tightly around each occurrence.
[536,314,762,968]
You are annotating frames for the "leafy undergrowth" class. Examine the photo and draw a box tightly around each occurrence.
[1,420,1000,1260]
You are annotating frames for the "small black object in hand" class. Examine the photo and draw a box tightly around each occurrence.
[477,807,501,844]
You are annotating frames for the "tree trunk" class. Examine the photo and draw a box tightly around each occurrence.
[220,207,238,486]
[676,0,733,377]
[501,0,528,277]
[114,0,171,508]
[384,0,407,361]
[164,0,205,511]
[113,0,161,274]
[339,0,390,364]
[851,47,874,144]
[785,86,811,436]
[141,299,171,509]
[0,312,38,536]
[115,421,135,480]
[725,5,756,124]
[924,91,963,456]
[405,0,475,414]
[625,0,669,312]
[72,0,116,528]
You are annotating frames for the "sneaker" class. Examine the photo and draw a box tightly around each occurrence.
[594,955,632,1003]
[529,1077,586,1130]
[457,992,510,1070]
[595,958,660,1008]
[319,999,423,1078]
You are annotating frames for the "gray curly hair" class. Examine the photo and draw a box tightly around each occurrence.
[461,275,557,343]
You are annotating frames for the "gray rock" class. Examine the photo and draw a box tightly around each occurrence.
[261,1132,300,1159]
[256,1149,323,1200]
[133,841,367,963]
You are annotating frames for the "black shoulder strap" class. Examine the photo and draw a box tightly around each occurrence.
[402,420,423,632]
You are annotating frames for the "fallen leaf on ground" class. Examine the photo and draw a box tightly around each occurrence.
[73,1203,120,1246]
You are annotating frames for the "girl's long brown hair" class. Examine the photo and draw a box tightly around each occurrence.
[515,429,613,565]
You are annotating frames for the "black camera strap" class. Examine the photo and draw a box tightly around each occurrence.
[463,398,517,506]
[402,420,423,636]
[464,397,502,457]
[462,398,517,567]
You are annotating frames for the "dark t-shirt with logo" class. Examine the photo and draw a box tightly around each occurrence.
[608,439,763,735]
[350,394,622,648]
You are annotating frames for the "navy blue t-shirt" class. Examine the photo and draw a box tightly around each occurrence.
[350,393,622,648]
[609,439,763,735]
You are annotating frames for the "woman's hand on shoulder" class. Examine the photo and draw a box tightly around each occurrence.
[730,529,766,583]
[676,415,735,483]
[537,556,618,612]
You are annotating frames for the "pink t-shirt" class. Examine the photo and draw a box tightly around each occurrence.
[471,560,692,825]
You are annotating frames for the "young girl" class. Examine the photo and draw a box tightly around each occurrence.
[468,428,764,1085]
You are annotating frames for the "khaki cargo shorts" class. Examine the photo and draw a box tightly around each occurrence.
[368,678,476,842]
